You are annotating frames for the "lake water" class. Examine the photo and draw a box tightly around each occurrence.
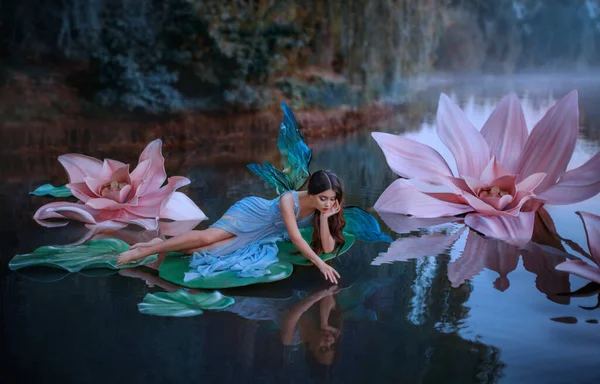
[1,75,599,383]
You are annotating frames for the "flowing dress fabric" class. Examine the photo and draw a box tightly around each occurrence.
[184,191,313,281]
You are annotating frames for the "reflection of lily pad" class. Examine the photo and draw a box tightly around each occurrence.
[30,184,73,197]
[159,253,294,289]
[277,229,356,266]
[138,290,235,317]
[343,206,392,243]
[8,238,157,272]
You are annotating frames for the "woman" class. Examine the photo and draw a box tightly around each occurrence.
[116,170,346,283]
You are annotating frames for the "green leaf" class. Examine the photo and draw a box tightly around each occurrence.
[276,227,356,266]
[159,253,294,289]
[138,290,235,317]
[30,184,73,198]
[248,102,312,194]
[343,206,392,243]
[8,238,157,272]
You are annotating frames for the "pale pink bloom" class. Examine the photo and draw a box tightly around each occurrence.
[556,212,600,284]
[372,91,600,245]
[34,139,207,230]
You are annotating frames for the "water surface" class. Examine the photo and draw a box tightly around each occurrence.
[1,75,599,383]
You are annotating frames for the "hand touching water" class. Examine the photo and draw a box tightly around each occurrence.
[317,261,341,284]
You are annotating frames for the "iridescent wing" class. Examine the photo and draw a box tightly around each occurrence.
[343,206,393,243]
[248,102,312,194]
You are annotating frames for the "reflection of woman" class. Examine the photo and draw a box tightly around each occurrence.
[117,170,345,283]
[281,286,342,368]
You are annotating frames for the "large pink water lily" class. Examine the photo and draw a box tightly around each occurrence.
[34,139,207,230]
[372,91,600,245]
[556,212,600,284]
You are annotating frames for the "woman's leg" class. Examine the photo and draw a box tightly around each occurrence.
[116,228,235,266]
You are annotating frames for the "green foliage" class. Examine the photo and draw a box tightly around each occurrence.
[9,238,157,272]
[30,184,73,198]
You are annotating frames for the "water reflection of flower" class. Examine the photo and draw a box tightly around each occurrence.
[373,209,578,304]
[556,212,600,285]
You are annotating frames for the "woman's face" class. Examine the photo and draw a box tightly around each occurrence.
[310,330,337,365]
[311,189,338,213]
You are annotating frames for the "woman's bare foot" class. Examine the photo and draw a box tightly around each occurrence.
[129,237,164,250]
[116,248,147,266]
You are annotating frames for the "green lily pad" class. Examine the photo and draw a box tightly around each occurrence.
[30,184,73,198]
[276,229,356,266]
[159,253,294,289]
[138,290,235,317]
[8,238,157,272]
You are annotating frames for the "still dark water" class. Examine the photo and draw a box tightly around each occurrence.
[2,75,600,383]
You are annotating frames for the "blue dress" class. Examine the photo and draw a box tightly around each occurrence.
[184,190,314,281]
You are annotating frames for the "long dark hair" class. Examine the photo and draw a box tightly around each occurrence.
[307,170,346,255]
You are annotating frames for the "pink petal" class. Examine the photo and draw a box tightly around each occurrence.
[448,231,519,290]
[99,159,128,180]
[480,93,528,173]
[119,185,133,203]
[460,193,501,216]
[556,260,600,284]
[479,157,511,184]
[577,211,600,266]
[465,212,535,246]
[58,154,103,183]
[516,172,546,193]
[159,220,202,237]
[536,153,600,205]
[436,93,491,178]
[371,227,466,265]
[490,174,517,196]
[480,194,513,211]
[34,202,99,227]
[130,159,151,191]
[66,181,95,202]
[371,132,454,183]
[85,197,122,210]
[502,190,534,213]
[378,212,461,234]
[110,164,131,184]
[515,91,579,193]
[83,177,106,197]
[114,217,159,230]
[86,220,129,232]
[131,139,167,195]
[374,179,473,218]
[461,176,485,195]
[125,176,190,218]
[92,209,159,230]
[159,192,207,221]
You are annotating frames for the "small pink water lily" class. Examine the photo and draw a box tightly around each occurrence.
[34,139,207,230]
[556,212,600,284]
[372,91,600,245]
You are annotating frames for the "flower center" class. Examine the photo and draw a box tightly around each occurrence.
[478,185,509,198]
[100,180,128,197]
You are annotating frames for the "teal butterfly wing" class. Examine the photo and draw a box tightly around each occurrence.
[343,206,392,243]
[248,102,312,194]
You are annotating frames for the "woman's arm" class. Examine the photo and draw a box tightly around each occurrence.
[319,200,340,253]
[281,288,332,345]
[280,194,340,284]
